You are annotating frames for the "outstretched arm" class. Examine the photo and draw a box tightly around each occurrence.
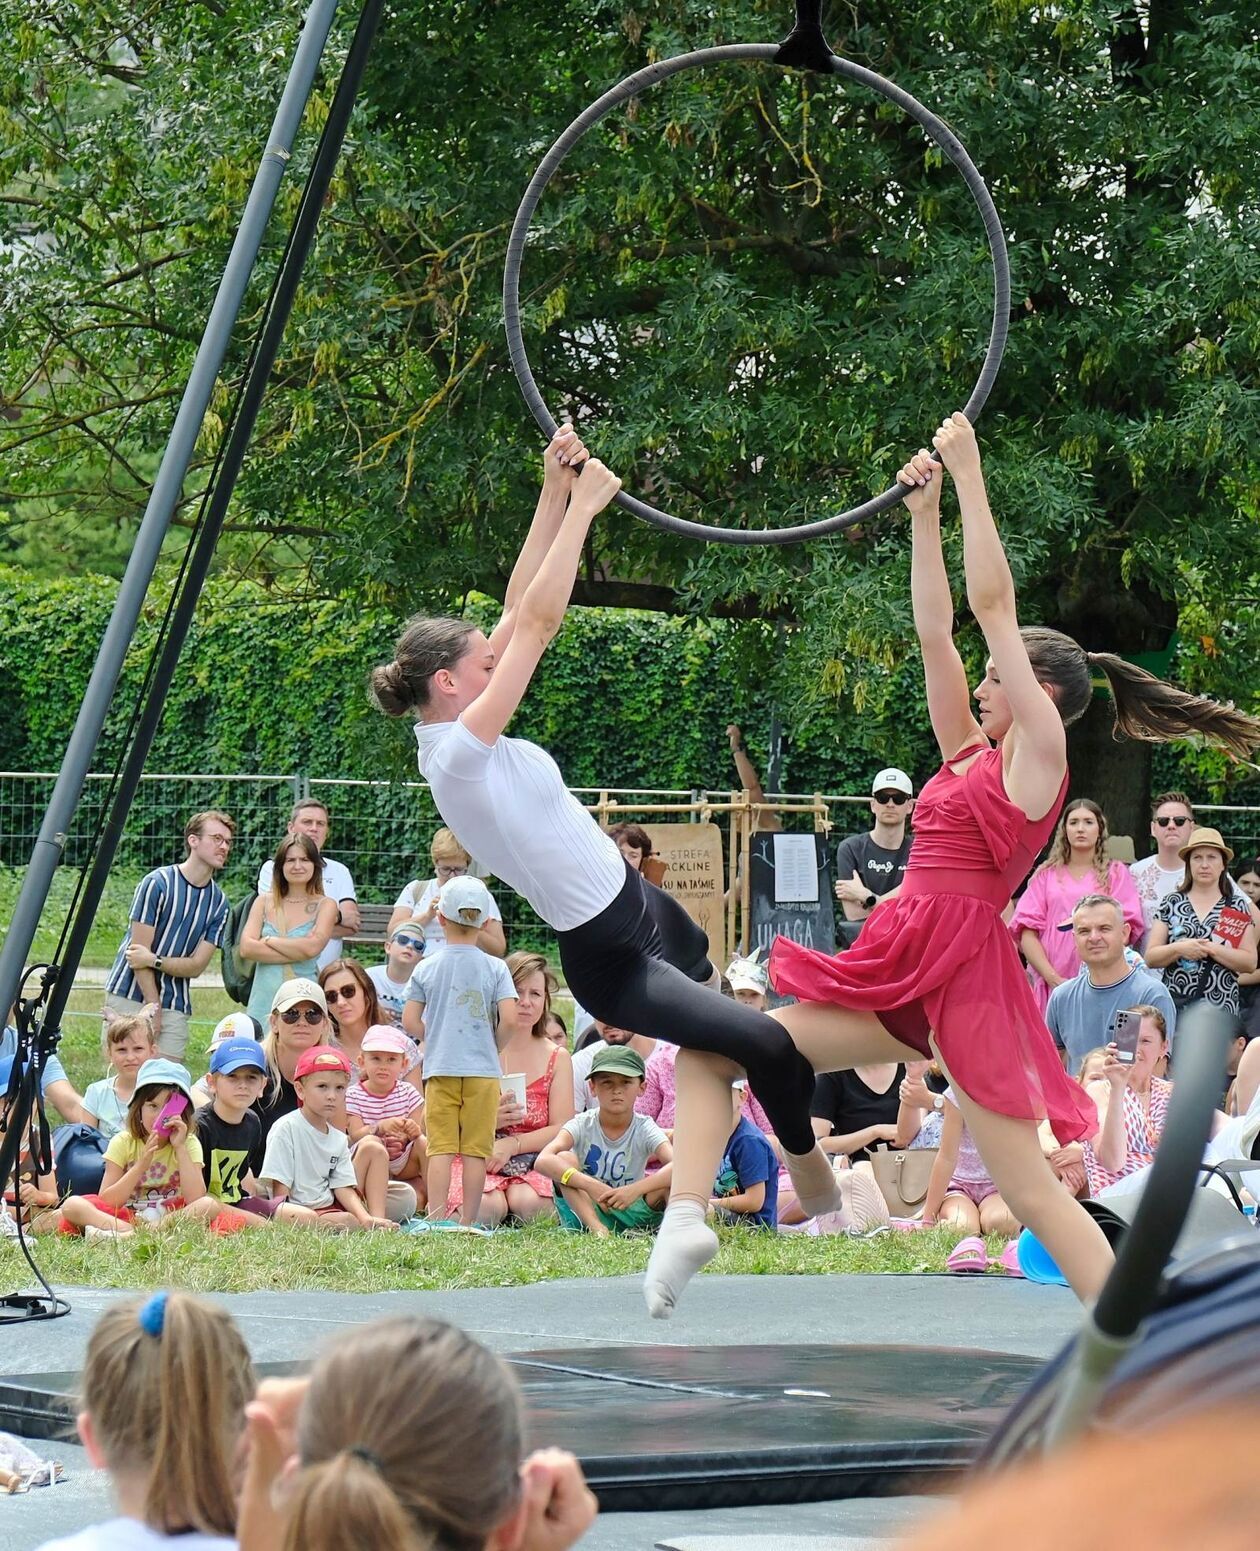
[902,450,985,763]
[933,415,1065,818]
[488,426,588,661]
[462,460,622,747]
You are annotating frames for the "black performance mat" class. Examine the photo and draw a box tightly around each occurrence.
[0,1343,1039,1510]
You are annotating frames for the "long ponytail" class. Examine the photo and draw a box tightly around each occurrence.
[1018,626,1260,756]
[1087,651,1260,758]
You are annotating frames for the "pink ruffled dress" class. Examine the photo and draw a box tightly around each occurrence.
[770,745,1097,1145]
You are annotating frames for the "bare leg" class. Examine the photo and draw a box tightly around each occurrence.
[561,1185,610,1237]
[643,1048,736,1318]
[459,1156,487,1226]
[426,1155,454,1220]
[504,1182,554,1223]
[479,1192,509,1227]
[979,1192,1020,1240]
[59,1198,133,1236]
[944,1072,1113,1301]
[938,1194,982,1233]
[353,1136,390,1218]
[767,1001,921,1218]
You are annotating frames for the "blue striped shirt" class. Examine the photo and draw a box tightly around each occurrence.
[105,864,229,1015]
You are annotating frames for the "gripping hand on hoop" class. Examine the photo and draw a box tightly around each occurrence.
[566,458,621,520]
[896,450,941,521]
[932,411,981,480]
[542,424,589,493]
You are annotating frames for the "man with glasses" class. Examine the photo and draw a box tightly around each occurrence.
[257,798,359,971]
[107,810,236,1059]
[1130,791,1197,936]
[834,769,916,949]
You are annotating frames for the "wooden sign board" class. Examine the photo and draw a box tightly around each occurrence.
[642,822,726,959]
[747,830,835,1007]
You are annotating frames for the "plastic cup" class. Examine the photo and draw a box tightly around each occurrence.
[499,1073,526,1108]
[1015,1227,1069,1286]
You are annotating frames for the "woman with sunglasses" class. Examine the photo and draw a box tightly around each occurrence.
[387,827,507,956]
[1130,792,1198,938]
[248,977,335,1175]
[319,959,421,1080]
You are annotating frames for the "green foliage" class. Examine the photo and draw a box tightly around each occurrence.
[3,1,1260,808]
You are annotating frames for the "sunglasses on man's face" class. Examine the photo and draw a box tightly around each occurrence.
[392,935,424,952]
[323,984,358,1004]
[1155,816,1191,828]
[874,791,909,806]
[280,1007,325,1026]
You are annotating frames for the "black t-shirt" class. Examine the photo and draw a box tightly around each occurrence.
[195,1105,262,1204]
[249,1074,299,1177]
[810,1065,905,1163]
[835,830,912,899]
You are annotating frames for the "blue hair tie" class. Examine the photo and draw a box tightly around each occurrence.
[137,1290,168,1338]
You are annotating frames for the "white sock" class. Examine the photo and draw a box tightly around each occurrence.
[782,1142,845,1219]
[643,1200,718,1320]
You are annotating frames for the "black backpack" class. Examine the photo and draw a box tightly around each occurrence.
[220,891,258,1007]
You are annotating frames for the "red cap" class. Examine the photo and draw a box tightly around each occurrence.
[294,1045,352,1082]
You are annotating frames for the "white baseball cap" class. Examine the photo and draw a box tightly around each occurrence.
[871,768,913,798]
[438,874,494,928]
[726,954,769,996]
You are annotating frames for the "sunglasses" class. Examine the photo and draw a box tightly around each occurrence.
[391,934,424,952]
[873,791,909,806]
[280,1007,326,1026]
[323,984,358,1004]
[1155,816,1191,828]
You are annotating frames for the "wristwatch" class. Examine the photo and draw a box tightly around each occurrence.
[863,892,877,910]
[152,956,164,973]
[932,1094,945,1112]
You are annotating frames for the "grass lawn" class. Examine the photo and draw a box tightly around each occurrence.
[2,1216,990,1297]
[21,989,1000,1299]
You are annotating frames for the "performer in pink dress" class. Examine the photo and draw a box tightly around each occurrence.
[759,414,1260,1306]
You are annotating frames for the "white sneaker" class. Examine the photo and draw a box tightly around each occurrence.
[0,1208,19,1240]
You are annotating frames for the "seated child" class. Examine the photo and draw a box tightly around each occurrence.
[194,1036,272,1229]
[403,877,517,1226]
[59,1059,209,1239]
[368,927,425,1026]
[258,1046,397,1232]
[81,1009,157,1140]
[0,1093,59,1239]
[923,1086,1020,1239]
[344,1026,426,1187]
[712,1080,779,1228]
[538,1045,672,1237]
[192,1011,262,1109]
[32,1289,252,1550]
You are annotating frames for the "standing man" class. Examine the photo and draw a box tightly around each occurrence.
[1130,791,1197,937]
[106,810,236,1059]
[257,798,360,970]
[833,768,915,948]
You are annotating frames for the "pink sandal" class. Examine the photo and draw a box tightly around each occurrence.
[991,1240,1025,1278]
[946,1235,988,1273]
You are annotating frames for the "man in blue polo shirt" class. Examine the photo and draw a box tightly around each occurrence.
[104,810,235,1059]
[1046,894,1177,1076]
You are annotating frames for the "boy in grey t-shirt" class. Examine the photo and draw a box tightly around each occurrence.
[402,876,517,1225]
[539,1045,672,1235]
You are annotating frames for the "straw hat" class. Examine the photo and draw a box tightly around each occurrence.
[1177,826,1234,864]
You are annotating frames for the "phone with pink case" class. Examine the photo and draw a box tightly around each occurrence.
[152,1092,189,1138]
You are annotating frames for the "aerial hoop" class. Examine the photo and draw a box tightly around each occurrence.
[503,3,1010,547]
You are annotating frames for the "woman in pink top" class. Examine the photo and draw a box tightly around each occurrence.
[1010,798,1144,1011]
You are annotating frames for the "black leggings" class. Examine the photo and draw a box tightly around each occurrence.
[557,862,817,1153]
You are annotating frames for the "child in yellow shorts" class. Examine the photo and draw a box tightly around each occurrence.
[403,877,517,1226]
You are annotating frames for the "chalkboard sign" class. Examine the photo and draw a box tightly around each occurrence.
[747,831,835,1007]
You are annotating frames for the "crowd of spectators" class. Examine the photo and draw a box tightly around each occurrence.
[6,780,1260,1256]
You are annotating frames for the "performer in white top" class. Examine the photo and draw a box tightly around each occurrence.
[372,428,844,1317]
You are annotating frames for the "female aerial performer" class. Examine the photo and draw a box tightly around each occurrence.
[733,412,1260,1308]
[371,427,859,1314]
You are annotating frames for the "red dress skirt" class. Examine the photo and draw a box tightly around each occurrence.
[770,746,1097,1145]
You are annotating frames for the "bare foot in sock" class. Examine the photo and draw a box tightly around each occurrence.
[782,1142,844,1219]
[643,1203,718,1319]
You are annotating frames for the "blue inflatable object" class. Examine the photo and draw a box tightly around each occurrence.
[1015,1227,1069,1286]
[51,1124,107,1199]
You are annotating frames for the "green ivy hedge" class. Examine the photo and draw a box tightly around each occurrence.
[0,566,941,798]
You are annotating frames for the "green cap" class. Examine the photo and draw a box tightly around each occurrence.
[589,1044,645,1081]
